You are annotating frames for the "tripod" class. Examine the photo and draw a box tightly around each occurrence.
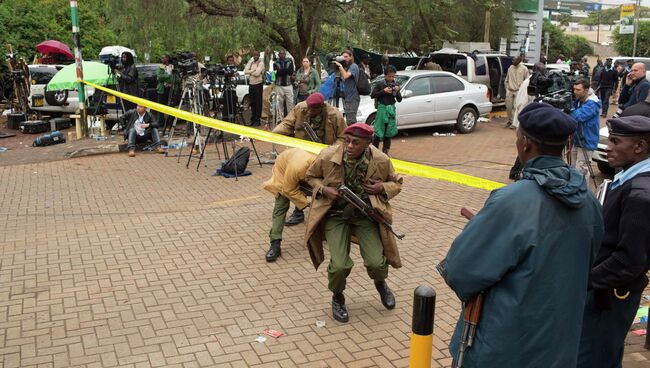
[196,76,262,176]
[570,127,598,189]
[328,73,343,108]
[164,77,207,167]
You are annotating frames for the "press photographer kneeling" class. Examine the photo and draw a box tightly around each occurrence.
[118,104,165,157]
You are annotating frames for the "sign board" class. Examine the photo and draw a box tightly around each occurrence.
[513,0,539,13]
[620,4,635,34]
[584,3,602,12]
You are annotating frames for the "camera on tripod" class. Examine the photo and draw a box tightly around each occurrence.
[540,90,574,114]
[170,51,199,76]
[327,55,345,75]
[100,54,120,69]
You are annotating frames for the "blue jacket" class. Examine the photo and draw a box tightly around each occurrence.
[441,156,603,368]
[571,93,601,150]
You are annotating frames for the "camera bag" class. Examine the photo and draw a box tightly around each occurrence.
[20,120,49,134]
[51,117,72,130]
[221,147,250,175]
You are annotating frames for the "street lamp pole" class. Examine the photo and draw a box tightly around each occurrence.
[70,0,87,138]
[633,0,641,57]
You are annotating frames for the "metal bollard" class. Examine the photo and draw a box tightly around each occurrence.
[409,285,436,368]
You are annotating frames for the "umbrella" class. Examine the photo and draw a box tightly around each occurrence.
[35,40,73,59]
[47,61,117,90]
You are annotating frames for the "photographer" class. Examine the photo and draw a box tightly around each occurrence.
[370,65,402,155]
[244,50,265,126]
[570,78,601,179]
[527,62,551,97]
[618,62,649,113]
[114,51,139,112]
[118,104,164,157]
[333,50,360,124]
[273,51,295,118]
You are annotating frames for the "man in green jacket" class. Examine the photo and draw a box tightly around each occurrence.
[438,103,603,367]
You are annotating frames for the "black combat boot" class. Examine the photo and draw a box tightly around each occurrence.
[332,293,349,323]
[285,208,305,226]
[375,280,396,310]
[265,240,281,262]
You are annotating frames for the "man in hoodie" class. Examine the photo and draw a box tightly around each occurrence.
[570,78,602,180]
[437,103,603,368]
[577,116,650,368]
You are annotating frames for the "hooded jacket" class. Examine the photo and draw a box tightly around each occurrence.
[440,156,603,368]
[571,92,602,150]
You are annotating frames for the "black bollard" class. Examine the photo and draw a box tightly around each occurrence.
[409,285,436,368]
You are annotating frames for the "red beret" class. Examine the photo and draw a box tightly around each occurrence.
[344,122,374,138]
[306,92,325,107]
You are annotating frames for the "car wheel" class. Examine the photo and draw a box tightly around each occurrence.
[456,106,477,134]
[365,113,376,126]
[597,161,615,176]
[44,87,68,106]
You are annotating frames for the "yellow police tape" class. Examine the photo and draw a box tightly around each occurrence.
[83,81,506,191]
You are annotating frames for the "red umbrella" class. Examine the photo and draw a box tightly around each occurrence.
[35,40,73,59]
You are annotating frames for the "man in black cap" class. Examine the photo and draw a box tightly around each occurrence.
[438,103,603,367]
[577,116,650,368]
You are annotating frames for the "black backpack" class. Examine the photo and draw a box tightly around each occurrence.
[356,69,371,95]
[221,147,250,174]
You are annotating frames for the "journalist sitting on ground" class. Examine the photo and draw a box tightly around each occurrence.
[570,78,601,179]
[118,104,164,157]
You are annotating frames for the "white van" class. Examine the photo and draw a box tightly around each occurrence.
[427,50,513,106]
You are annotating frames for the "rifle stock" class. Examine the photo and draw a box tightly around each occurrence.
[337,185,405,240]
[453,207,484,368]
[303,121,322,143]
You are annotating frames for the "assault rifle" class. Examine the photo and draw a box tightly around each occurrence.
[337,185,405,240]
[303,121,321,143]
[453,207,484,368]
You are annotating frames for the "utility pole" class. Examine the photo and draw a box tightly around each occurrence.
[70,0,87,138]
[597,11,600,45]
[484,7,491,43]
[632,0,641,57]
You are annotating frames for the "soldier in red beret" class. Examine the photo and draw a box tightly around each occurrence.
[304,123,404,323]
[273,92,348,226]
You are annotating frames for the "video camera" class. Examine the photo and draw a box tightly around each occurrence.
[205,64,237,79]
[170,51,199,76]
[539,89,573,114]
[327,54,346,75]
[100,54,120,69]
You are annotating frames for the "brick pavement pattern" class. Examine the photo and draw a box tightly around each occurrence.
[1,120,648,367]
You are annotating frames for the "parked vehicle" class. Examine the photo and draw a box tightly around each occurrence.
[593,126,615,175]
[427,50,512,106]
[357,70,492,134]
[27,64,94,117]
[609,57,650,80]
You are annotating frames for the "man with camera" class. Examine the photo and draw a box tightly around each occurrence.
[333,50,361,125]
[113,51,139,112]
[273,51,295,118]
[244,50,265,127]
[618,62,649,114]
[570,78,601,180]
[370,65,401,154]
[118,104,165,157]
[577,116,650,368]
[598,58,619,117]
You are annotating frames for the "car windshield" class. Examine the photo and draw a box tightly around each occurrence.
[371,75,409,86]
[29,67,58,85]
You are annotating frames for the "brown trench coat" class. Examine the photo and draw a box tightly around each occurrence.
[272,102,347,145]
[261,148,316,210]
[304,143,404,270]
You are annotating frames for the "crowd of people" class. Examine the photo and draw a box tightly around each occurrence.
[104,46,650,367]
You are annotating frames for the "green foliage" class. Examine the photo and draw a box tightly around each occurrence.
[581,6,650,26]
[612,22,650,57]
[543,19,593,61]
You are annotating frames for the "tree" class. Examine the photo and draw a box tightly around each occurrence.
[543,19,593,61]
[612,22,650,57]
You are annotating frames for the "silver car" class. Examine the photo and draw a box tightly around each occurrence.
[357,70,492,133]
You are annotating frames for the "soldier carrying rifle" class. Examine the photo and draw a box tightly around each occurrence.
[437,103,603,367]
[304,122,403,323]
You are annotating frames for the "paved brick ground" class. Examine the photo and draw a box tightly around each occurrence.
[0,116,648,367]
